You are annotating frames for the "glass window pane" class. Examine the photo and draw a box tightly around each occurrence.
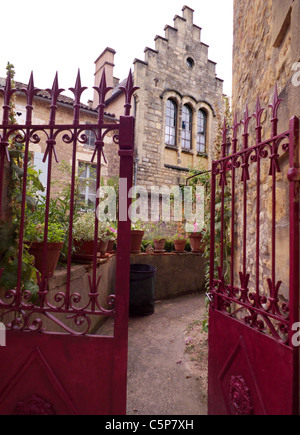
[182,105,192,150]
[165,99,177,146]
[197,110,207,153]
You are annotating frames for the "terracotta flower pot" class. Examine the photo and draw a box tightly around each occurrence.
[28,242,63,277]
[189,232,204,253]
[173,239,186,252]
[73,239,94,256]
[130,230,144,254]
[153,238,166,252]
[107,239,116,253]
[98,238,108,256]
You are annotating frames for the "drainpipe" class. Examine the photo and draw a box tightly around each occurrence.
[133,155,139,187]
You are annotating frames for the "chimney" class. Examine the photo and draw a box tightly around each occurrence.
[93,47,116,108]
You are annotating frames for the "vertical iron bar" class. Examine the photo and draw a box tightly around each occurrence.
[287,116,299,414]
[66,70,87,310]
[230,117,238,292]
[91,139,103,312]
[112,115,134,414]
[209,164,216,295]
[65,132,77,310]
[16,133,30,305]
[255,133,262,305]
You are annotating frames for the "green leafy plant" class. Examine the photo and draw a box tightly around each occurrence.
[131,220,144,231]
[24,222,65,243]
[73,211,108,241]
[0,63,42,299]
[171,233,188,241]
[106,223,118,241]
[186,96,232,332]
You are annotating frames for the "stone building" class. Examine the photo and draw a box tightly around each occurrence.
[95,5,224,193]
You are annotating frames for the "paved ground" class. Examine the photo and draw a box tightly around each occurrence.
[99,292,208,415]
[126,292,208,415]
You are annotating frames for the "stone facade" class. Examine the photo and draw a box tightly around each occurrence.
[233,0,300,127]
[98,6,224,192]
[232,0,300,295]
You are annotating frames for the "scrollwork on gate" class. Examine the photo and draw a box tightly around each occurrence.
[209,85,298,347]
[0,68,138,336]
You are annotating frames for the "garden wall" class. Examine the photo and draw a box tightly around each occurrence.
[130,252,207,300]
[0,252,206,335]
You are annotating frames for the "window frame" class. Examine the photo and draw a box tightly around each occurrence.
[165,98,177,147]
[197,109,207,154]
[78,161,97,208]
[181,104,193,151]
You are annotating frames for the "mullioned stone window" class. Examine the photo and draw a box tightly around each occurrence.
[164,96,208,156]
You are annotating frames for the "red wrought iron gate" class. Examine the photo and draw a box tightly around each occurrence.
[207,88,299,415]
[0,70,137,415]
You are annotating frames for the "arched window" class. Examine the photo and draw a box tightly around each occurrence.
[197,110,207,154]
[181,105,192,150]
[165,99,177,146]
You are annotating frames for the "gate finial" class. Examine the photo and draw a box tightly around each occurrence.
[46,72,65,125]
[269,83,283,137]
[119,69,139,116]
[69,70,87,124]
[93,69,113,123]
[21,72,40,125]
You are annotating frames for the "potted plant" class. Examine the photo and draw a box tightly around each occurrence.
[24,221,65,277]
[72,211,97,261]
[172,233,188,252]
[130,220,144,254]
[106,223,118,253]
[188,222,205,253]
[151,220,166,252]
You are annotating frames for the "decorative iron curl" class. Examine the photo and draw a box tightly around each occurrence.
[38,311,91,336]
[65,312,91,335]
[69,292,85,311]
[14,130,27,145]
[44,291,67,310]
[113,134,119,145]
[5,310,44,333]
[0,288,17,307]
[61,131,75,144]
[29,128,49,145]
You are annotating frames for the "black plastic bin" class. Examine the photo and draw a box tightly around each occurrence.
[129,264,157,316]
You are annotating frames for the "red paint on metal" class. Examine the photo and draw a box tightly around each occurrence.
[208,86,299,415]
[0,69,137,414]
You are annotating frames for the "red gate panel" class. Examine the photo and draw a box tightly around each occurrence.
[208,310,294,415]
[208,88,299,415]
[0,70,137,415]
[0,331,114,415]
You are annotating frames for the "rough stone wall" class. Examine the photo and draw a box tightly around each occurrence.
[131,5,224,190]
[233,0,299,125]
[232,0,300,411]
[232,0,300,292]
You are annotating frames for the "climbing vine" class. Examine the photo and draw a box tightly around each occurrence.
[0,63,43,298]
[186,96,232,332]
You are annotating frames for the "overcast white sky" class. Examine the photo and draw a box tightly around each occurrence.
[0,0,233,102]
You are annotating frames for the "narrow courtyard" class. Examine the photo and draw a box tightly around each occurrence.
[98,292,208,415]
